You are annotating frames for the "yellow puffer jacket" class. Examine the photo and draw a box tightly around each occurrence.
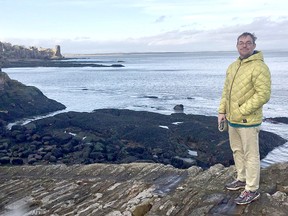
[218,51,271,126]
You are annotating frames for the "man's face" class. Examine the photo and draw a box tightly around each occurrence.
[236,35,256,59]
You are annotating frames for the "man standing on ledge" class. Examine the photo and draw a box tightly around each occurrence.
[218,32,271,205]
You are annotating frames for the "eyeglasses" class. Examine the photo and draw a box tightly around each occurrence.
[237,41,254,47]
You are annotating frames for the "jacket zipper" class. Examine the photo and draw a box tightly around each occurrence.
[228,60,242,118]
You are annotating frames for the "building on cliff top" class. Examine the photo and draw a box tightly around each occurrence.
[0,41,64,62]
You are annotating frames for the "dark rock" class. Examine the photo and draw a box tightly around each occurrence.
[28,157,37,165]
[15,134,26,142]
[43,152,51,160]
[0,109,285,169]
[264,117,288,124]
[0,156,10,164]
[171,156,196,169]
[89,152,105,161]
[111,63,125,67]
[49,155,57,163]
[23,123,37,133]
[19,150,31,158]
[11,157,23,165]
[3,60,125,68]
[51,131,73,145]
[31,134,41,141]
[0,142,9,150]
[173,104,184,112]
[61,143,73,153]
[0,72,66,122]
[144,95,158,99]
[51,148,63,159]
[10,124,24,131]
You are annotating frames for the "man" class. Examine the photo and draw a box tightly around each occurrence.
[218,32,271,205]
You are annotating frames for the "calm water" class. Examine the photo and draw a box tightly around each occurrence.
[4,51,288,167]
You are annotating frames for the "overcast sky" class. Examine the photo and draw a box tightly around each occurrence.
[1,0,288,54]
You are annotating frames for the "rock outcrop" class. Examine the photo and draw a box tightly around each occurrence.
[0,162,287,216]
[264,117,288,124]
[2,60,125,68]
[0,72,66,122]
[1,108,286,169]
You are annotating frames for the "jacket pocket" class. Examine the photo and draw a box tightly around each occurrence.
[231,106,243,122]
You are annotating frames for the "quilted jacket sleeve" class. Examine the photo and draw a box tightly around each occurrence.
[218,71,229,114]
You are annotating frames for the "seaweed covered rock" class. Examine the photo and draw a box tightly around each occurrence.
[0,109,286,169]
[0,71,66,122]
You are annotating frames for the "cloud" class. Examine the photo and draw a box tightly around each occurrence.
[2,17,288,54]
[204,17,288,50]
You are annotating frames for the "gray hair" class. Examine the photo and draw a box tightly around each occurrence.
[237,32,257,44]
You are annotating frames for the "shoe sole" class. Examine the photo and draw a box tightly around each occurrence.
[235,193,260,205]
[226,186,245,191]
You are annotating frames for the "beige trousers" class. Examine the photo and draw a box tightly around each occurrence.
[228,125,260,191]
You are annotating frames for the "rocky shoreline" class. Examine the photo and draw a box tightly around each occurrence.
[1,70,288,215]
[2,58,124,68]
[0,71,287,169]
[0,71,66,122]
[1,109,287,170]
[0,42,124,69]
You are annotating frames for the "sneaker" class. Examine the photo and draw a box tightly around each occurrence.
[225,180,246,191]
[234,190,249,203]
[235,190,260,205]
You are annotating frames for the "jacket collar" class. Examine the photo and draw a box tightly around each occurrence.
[238,50,263,62]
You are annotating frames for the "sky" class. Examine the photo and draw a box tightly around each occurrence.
[1,0,288,54]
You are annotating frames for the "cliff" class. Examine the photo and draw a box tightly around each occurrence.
[0,162,287,216]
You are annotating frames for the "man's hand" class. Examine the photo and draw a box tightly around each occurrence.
[218,113,226,125]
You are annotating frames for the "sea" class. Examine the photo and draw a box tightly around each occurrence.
[4,51,288,168]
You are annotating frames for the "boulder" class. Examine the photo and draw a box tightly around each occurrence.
[173,104,184,112]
